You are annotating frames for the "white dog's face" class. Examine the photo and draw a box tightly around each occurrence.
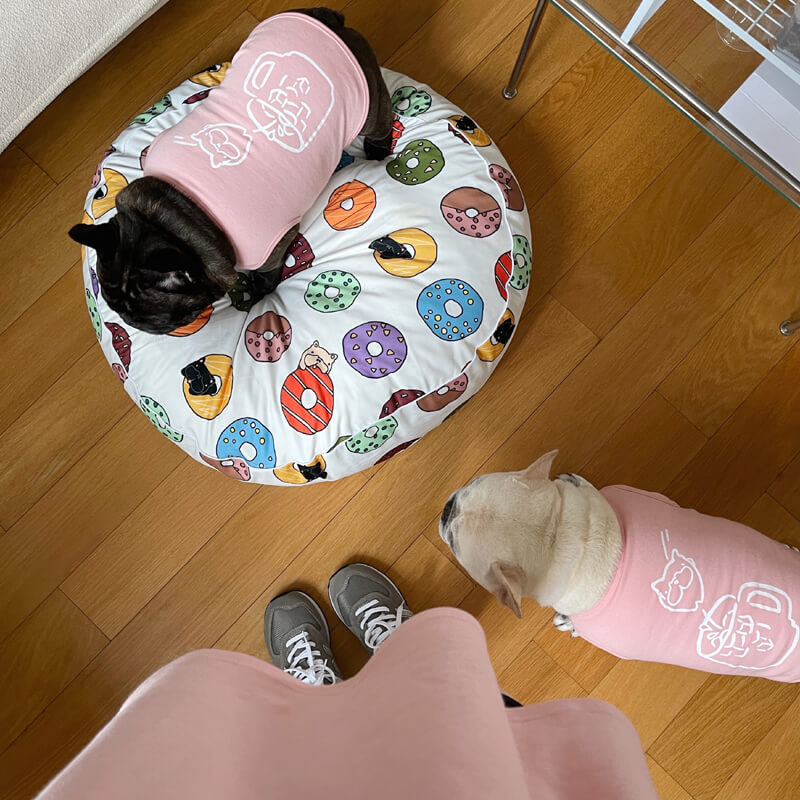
[439,451,608,616]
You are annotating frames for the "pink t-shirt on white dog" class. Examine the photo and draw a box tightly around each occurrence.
[144,13,369,270]
[570,486,800,682]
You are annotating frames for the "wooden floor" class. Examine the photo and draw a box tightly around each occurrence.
[1,0,799,796]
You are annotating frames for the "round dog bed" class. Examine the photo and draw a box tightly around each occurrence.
[80,65,532,485]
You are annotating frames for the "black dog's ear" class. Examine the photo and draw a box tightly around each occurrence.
[68,221,118,256]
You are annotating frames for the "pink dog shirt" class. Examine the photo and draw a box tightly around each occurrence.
[570,486,800,681]
[144,13,369,270]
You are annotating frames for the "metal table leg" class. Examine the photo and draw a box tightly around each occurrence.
[780,318,800,335]
[503,0,550,99]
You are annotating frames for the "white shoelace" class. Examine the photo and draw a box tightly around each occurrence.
[284,631,337,686]
[355,598,412,652]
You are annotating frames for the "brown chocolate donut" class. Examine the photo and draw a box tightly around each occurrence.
[417,373,468,411]
[440,188,502,238]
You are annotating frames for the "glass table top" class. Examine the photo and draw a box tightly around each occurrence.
[547,0,800,209]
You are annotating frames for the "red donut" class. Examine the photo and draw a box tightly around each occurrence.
[381,389,424,418]
[105,322,131,369]
[495,251,512,300]
[390,118,405,153]
[440,188,502,238]
[281,233,315,281]
[281,366,334,434]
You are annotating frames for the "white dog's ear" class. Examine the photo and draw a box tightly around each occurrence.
[489,562,524,618]
[516,450,559,486]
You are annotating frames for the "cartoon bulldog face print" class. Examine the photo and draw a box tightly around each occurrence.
[299,341,337,373]
[651,531,705,613]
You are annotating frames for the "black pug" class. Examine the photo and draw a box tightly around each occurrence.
[69,7,394,334]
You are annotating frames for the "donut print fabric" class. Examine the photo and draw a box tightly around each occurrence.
[80,67,532,486]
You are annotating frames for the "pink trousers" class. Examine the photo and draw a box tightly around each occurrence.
[36,608,656,800]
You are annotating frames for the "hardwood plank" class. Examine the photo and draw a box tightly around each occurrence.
[336,0,448,65]
[0,347,131,528]
[14,1,252,181]
[552,133,749,337]
[0,590,107,754]
[0,411,184,645]
[769,451,800,521]
[581,392,707,491]
[385,0,538,97]
[666,346,800,520]
[62,460,257,638]
[0,262,92,436]
[479,179,798,480]
[0,155,97,334]
[0,145,55,238]
[0,472,366,799]
[498,639,587,705]
[713,697,800,800]
[527,87,698,306]
[534,620,619,693]
[591,660,708,749]
[500,46,645,208]
[659,235,800,436]
[213,295,597,657]
[743,493,800,549]
[249,0,350,22]
[646,756,693,800]
[650,673,799,800]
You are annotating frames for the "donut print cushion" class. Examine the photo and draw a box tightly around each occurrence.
[80,67,532,486]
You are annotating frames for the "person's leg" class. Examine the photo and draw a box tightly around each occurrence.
[328,563,412,653]
[264,591,341,685]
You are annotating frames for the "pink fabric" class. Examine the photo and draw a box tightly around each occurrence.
[36,609,656,800]
[571,486,800,681]
[144,13,369,269]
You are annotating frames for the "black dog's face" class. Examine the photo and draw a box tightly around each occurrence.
[69,177,236,335]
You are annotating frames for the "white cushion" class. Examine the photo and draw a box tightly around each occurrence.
[81,67,532,485]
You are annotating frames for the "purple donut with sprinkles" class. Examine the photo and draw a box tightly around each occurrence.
[343,321,407,378]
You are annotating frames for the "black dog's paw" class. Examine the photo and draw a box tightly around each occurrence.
[364,137,391,161]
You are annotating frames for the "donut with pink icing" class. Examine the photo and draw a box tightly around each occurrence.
[281,233,315,281]
[417,373,468,411]
[343,322,407,378]
[201,452,251,481]
[245,311,292,363]
[488,164,524,211]
[440,188,501,238]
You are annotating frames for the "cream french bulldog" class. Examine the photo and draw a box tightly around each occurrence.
[439,451,800,682]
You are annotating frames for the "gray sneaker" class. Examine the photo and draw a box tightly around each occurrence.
[264,590,341,686]
[328,563,413,653]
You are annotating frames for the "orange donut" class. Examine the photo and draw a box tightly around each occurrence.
[169,305,212,337]
[323,180,376,231]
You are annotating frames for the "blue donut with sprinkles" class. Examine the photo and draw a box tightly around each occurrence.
[417,280,484,341]
[216,417,276,470]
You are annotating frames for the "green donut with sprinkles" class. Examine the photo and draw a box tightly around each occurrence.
[391,85,432,116]
[305,270,361,312]
[140,396,183,442]
[345,416,398,454]
[387,140,445,185]
[509,235,532,290]
[86,289,102,341]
